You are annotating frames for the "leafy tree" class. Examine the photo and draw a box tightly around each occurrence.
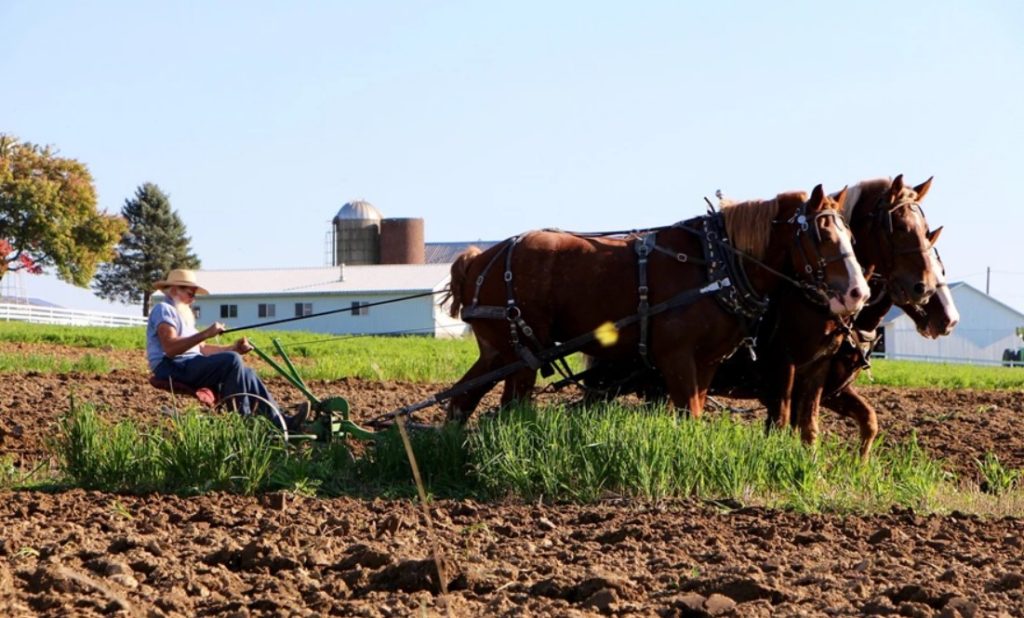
[0,134,125,286]
[93,183,200,315]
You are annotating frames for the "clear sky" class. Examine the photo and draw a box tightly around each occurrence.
[2,1,1022,315]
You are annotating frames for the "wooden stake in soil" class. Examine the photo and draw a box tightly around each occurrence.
[394,415,454,618]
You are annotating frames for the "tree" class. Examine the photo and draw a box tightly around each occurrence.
[0,134,125,286]
[93,183,200,315]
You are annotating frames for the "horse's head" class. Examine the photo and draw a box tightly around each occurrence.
[777,185,870,316]
[901,247,960,339]
[846,175,941,306]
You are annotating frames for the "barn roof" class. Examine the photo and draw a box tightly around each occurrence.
[185,264,452,298]
[424,241,499,264]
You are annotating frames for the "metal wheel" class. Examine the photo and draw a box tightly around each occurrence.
[216,393,289,440]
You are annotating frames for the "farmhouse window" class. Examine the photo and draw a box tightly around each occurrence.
[351,301,369,316]
[219,304,237,318]
[295,303,313,317]
[258,303,276,318]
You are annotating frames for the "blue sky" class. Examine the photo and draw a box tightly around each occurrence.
[2,1,1022,315]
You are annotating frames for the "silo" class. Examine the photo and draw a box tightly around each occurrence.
[379,218,426,264]
[333,199,382,265]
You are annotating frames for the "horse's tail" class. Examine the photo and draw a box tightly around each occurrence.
[446,246,483,318]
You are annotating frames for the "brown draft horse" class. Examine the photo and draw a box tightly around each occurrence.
[584,175,944,459]
[816,247,958,457]
[714,175,943,458]
[445,185,869,423]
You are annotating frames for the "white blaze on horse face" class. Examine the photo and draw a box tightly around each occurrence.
[929,249,960,337]
[828,221,870,316]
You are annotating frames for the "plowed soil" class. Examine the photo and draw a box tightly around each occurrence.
[2,342,1024,616]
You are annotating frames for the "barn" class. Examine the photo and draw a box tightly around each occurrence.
[188,264,466,338]
[879,282,1024,365]
[168,198,501,338]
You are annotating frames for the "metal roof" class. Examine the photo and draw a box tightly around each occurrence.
[191,264,451,297]
[333,199,383,223]
[424,241,500,264]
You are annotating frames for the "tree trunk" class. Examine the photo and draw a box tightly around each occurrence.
[142,290,151,317]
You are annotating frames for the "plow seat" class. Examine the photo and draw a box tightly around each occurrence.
[149,376,218,408]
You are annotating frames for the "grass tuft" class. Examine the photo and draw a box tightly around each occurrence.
[50,400,964,514]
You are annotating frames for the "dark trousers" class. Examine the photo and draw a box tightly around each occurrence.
[154,352,276,417]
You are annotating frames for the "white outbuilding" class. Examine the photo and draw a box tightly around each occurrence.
[187,264,467,338]
[879,282,1024,365]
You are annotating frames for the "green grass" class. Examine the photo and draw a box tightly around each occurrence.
[467,404,947,513]
[0,321,144,349]
[4,321,1024,388]
[0,352,113,373]
[858,359,1024,389]
[52,404,285,495]
[50,401,997,515]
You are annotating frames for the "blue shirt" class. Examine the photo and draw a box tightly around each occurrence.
[146,301,200,371]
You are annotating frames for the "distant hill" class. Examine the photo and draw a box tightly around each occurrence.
[0,296,62,308]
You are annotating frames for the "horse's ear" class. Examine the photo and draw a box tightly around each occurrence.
[927,225,943,247]
[833,185,849,212]
[809,184,825,207]
[914,176,934,200]
[890,174,905,198]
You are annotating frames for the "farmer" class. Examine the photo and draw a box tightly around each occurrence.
[146,268,304,430]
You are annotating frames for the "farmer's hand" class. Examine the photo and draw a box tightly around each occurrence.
[203,322,226,339]
[233,337,253,355]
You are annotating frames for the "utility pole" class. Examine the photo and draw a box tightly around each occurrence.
[986,267,991,295]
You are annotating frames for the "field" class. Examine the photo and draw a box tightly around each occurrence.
[2,325,1024,616]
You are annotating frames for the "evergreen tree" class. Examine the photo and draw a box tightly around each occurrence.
[93,183,200,316]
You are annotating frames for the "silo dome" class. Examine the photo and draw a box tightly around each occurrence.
[332,199,382,265]
[333,199,383,224]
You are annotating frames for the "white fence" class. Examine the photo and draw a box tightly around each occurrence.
[871,351,1024,368]
[0,302,145,327]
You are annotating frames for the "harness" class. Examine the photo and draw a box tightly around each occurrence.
[460,200,848,376]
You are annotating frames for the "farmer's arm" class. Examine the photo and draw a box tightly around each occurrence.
[200,337,253,356]
[157,322,224,358]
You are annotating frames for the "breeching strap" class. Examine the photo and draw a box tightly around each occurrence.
[634,233,656,365]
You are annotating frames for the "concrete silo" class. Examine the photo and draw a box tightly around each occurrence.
[333,199,382,265]
[380,218,425,264]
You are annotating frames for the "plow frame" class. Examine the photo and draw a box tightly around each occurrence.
[250,339,377,442]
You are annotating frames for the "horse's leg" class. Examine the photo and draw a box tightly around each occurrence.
[446,338,505,424]
[794,383,825,448]
[789,358,827,447]
[500,367,538,408]
[660,353,703,416]
[764,363,795,435]
[822,386,878,461]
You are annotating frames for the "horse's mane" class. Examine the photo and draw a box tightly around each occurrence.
[838,177,891,221]
[721,193,797,261]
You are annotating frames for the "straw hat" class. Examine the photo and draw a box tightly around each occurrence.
[154,269,209,295]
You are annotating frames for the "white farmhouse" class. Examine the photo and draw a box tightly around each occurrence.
[880,282,1024,365]
[189,264,467,338]
[161,198,499,338]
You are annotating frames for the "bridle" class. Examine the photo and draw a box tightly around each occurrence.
[901,246,949,321]
[786,201,855,305]
[860,194,936,301]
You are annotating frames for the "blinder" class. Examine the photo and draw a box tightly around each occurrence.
[787,202,853,305]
